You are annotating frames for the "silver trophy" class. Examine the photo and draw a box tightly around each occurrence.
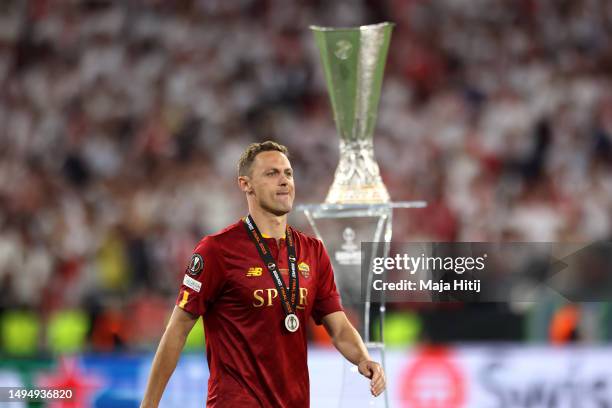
[312,23,392,204]
[296,22,426,408]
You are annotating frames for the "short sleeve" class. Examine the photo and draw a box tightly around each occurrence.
[311,240,343,325]
[176,236,225,317]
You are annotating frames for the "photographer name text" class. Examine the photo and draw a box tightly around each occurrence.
[372,278,481,293]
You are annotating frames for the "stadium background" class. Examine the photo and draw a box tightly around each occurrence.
[0,0,611,406]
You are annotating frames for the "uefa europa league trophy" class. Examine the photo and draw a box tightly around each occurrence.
[315,23,391,205]
[295,22,426,408]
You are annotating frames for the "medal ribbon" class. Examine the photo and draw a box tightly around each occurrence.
[243,215,299,316]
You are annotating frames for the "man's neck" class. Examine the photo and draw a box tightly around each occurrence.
[248,207,287,240]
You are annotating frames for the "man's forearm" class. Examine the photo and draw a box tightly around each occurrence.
[141,323,190,407]
[323,312,386,396]
[330,322,370,366]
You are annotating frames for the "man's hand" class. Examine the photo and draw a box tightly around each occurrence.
[358,360,386,397]
[322,312,386,397]
[141,306,198,407]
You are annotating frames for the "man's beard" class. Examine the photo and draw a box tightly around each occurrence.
[260,199,292,217]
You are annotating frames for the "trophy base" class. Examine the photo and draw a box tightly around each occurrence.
[325,184,390,204]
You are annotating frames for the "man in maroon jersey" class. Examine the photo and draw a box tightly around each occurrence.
[141,141,385,407]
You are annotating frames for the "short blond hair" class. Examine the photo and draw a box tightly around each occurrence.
[237,141,289,176]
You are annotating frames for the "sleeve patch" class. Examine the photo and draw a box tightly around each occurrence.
[183,275,202,292]
[187,254,204,276]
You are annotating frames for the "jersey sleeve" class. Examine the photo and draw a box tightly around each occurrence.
[311,240,343,325]
[175,236,225,317]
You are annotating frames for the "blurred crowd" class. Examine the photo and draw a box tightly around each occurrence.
[0,0,611,352]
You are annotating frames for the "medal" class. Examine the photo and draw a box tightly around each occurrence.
[284,313,300,332]
[244,215,300,333]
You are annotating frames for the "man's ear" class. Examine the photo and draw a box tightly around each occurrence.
[238,176,254,194]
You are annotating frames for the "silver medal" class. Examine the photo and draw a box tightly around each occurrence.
[284,313,300,332]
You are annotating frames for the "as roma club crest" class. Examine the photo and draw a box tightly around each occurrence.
[298,262,310,279]
[187,254,204,276]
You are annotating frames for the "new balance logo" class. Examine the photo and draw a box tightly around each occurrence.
[247,267,263,277]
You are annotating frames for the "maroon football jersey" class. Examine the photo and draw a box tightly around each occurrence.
[176,219,343,408]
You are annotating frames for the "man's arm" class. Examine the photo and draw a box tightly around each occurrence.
[321,311,386,397]
[141,306,198,408]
